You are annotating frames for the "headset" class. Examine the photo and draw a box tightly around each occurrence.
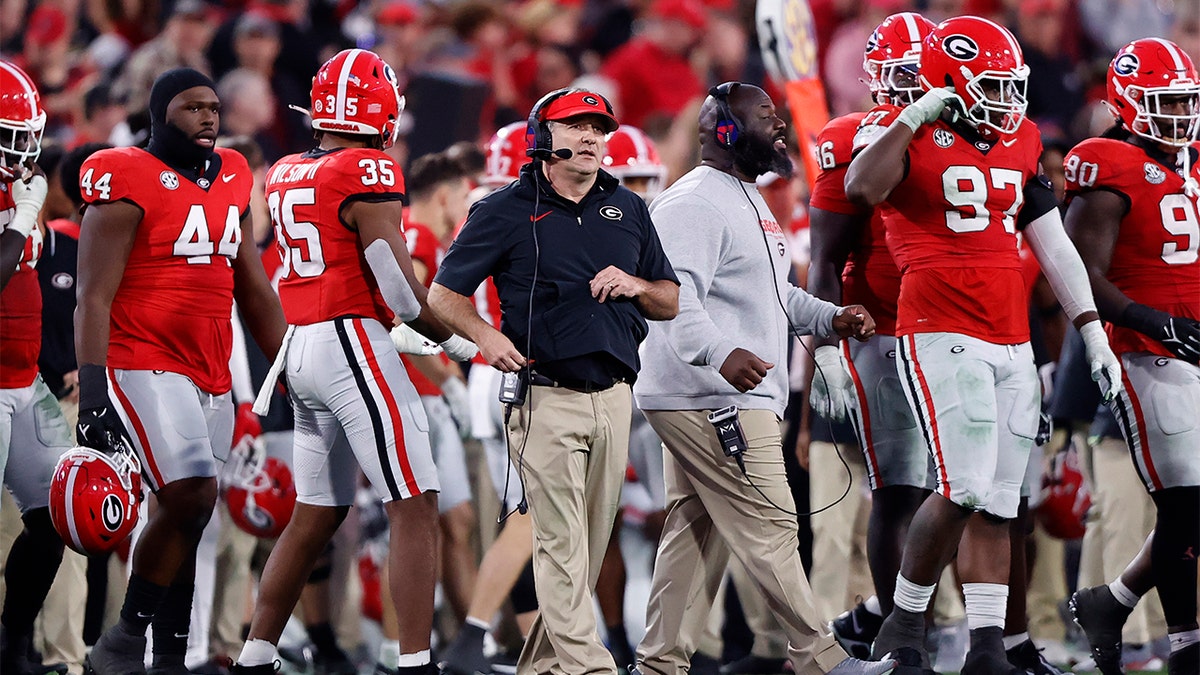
[525,88,616,160]
[708,81,743,148]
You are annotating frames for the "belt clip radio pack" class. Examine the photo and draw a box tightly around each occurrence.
[499,369,529,407]
[707,405,746,457]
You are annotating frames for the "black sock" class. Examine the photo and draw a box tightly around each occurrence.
[1,509,65,635]
[970,626,1005,653]
[305,622,342,657]
[150,582,195,665]
[118,574,170,636]
[455,622,486,649]
[607,623,632,657]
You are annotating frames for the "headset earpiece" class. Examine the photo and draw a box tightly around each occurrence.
[709,81,742,148]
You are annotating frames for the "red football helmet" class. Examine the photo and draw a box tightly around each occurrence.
[1037,446,1091,540]
[484,121,531,190]
[221,440,296,539]
[0,60,46,168]
[49,446,142,556]
[603,125,668,202]
[864,12,935,106]
[1107,38,1200,148]
[919,16,1029,136]
[310,49,404,149]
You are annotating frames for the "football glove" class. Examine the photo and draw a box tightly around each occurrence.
[1079,321,1122,402]
[390,323,442,355]
[76,364,136,455]
[896,87,959,133]
[809,345,857,423]
[8,174,47,238]
[440,376,472,438]
[439,334,479,362]
[1122,302,1200,364]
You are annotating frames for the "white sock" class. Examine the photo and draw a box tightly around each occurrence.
[379,640,401,668]
[963,582,1008,630]
[1170,629,1200,652]
[465,616,491,631]
[397,649,431,667]
[237,639,277,667]
[864,595,882,617]
[1109,579,1141,608]
[1002,632,1029,651]
[894,574,936,614]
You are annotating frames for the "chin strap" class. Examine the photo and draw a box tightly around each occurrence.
[1180,146,1200,199]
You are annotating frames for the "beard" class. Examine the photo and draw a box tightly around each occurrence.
[732,131,793,179]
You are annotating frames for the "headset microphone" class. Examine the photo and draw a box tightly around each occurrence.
[527,147,573,160]
[552,148,573,159]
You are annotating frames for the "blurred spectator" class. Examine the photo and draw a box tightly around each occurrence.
[71,81,132,147]
[113,0,215,134]
[372,1,426,80]
[229,11,312,156]
[216,68,284,162]
[1078,0,1172,54]
[821,0,897,116]
[1170,1,1200,64]
[600,0,707,128]
[1016,0,1084,139]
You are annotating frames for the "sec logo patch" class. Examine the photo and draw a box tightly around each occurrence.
[1143,162,1166,185]
[160,171,179,190]
[933,128,955,148]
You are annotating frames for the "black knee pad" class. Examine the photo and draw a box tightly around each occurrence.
[509,559,539,614]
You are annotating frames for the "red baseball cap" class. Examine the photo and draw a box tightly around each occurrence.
[542,91,619,133]
[650,0,707,30]
[378,1,418,26]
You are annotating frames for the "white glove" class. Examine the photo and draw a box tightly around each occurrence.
[8,174,47,238]
[1080,320,1122,402]
[440,334,479,362]
[390,324,442,355]
[440,376,471,438]
[896,87,959,133]
[809,345,857,423]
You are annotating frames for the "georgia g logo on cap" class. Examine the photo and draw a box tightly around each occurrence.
[582,95,600,106]
[943,34,979,61]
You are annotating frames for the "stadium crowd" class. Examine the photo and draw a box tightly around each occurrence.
[0,0,1198,675]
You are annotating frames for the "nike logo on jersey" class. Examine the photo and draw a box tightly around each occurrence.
[1001,138,1018,147]
[222,173,237,183]
[531,211,551,222]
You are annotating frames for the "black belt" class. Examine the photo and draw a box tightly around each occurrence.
[528,371,624,393]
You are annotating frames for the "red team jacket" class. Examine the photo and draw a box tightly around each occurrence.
[856,107,1048,344]
[266,147,405,327]
[0,182,44,389]
[810,109,903,337]
[1064,138,1200,358]
[79,147,253,395]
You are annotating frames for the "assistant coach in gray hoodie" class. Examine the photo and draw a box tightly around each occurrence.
[631,82,887,675]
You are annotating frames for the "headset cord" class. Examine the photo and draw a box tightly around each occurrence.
[735,177,853,519]
[498,166,544,523]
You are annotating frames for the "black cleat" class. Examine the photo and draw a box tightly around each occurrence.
[1069,586,1130,675]
[85,626,148,675]
[313,647,358,675]
[963,647,1022,675]
[0,627,69,675]
[229,662,278,675]
[1168,642,1198,675]
[1005,639,1071,675]
[831,602,884,661]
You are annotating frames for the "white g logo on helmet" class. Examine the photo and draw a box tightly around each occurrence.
[943,34,980,61]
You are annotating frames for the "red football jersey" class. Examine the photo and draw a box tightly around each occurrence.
[471,279,502,367]
[1064,138,1200,358]
[80,147,253,395]
[267,147,405,327]
[401,219,444,397]
[857,108,1045,343]
[0,183,44,389]
[810,110,901,336]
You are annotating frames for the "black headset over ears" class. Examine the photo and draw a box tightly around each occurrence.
[709,81,743,148]
[525,87,615,159]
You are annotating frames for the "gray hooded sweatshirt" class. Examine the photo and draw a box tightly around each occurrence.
[634,165,841,419]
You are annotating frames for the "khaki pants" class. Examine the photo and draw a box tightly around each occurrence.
[637,409,846,675]
[510,384,631,675]
[1078,436,1165,644]
[209,502,256,658]
[808,441,872,621]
